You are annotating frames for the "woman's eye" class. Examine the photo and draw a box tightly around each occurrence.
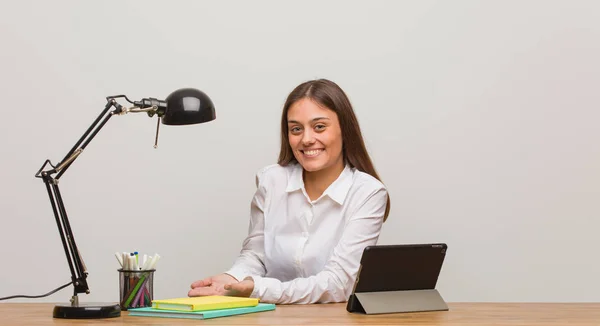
[315,124,326,131]
[290,127,302,133]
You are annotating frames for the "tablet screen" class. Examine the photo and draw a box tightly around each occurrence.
[353,243,447,293]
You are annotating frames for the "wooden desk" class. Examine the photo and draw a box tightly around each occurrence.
[1,303,598,325]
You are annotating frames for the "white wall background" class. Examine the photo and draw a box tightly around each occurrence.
[0,0,598,304]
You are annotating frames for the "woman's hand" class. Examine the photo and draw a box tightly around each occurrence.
[224,277,255,298]
[189,273,237,297]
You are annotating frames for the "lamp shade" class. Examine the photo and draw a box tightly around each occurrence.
[162,88,216,125]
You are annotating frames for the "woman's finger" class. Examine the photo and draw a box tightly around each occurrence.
[188,286,217,297]
[190,278,212,289]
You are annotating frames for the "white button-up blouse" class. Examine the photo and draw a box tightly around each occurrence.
[225,163,388,304]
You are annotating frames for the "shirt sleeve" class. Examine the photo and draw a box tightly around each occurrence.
[224,171,268,282]
[248,187,388,304]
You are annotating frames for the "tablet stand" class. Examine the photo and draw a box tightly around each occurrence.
[347,289,448,314]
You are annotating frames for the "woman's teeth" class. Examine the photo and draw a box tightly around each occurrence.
[303,149,323,157]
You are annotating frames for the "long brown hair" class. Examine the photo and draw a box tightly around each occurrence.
[277,79,391,221]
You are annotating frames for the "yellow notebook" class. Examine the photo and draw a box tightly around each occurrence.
[151,296,259,312]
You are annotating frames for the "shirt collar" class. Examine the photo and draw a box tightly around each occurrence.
[286,163,354,205]
[285,163,305,193]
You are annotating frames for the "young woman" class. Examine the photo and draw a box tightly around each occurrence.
[189,79,390,304]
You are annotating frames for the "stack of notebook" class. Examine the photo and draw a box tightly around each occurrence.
[128,296,275,320]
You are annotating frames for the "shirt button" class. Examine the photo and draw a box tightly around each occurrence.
[302,232,308,237]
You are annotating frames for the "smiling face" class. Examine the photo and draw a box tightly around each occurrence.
[287,98,344,174]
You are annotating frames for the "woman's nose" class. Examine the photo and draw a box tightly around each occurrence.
[302,130,316,145]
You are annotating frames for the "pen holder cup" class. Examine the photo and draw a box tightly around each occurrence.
[118,269,155,310]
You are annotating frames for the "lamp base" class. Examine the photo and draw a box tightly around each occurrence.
[53,302,121,319]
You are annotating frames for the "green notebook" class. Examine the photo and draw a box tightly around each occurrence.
[128,303,275,320]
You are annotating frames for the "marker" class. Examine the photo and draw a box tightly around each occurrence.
[129,253,136,270]
[122,253,128,271]
[149,254,161,270]
[130,255,138,274]
[141,256,152,271]
[114,252,123,268]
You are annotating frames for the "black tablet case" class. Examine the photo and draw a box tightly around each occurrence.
[346,243,449,314]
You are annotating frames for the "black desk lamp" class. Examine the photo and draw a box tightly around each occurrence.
[34,88,216,319]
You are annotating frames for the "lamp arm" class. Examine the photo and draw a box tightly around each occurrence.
[33,99,122,300]
[34,97,153,301]
[55,100,117,179]
[46,98,156,179]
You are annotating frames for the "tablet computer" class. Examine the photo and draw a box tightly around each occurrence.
[346,243,448,314]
